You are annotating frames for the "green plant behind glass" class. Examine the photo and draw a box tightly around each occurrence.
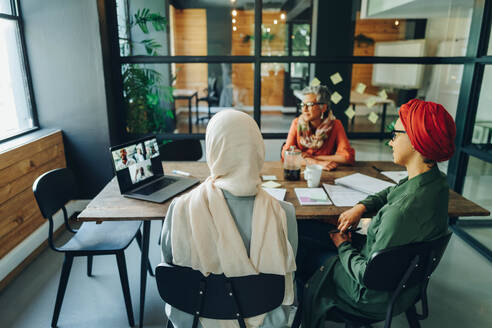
[121,8,174,135]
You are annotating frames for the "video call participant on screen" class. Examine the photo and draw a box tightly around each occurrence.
[134,147,145,162]
[282,85,355,171]
[160,110,297,328]
[120,148,136,167]
[298,99,456,328]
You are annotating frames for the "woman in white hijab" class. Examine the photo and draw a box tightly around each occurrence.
[160,110,298,328]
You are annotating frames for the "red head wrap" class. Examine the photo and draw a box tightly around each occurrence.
[399,99,456,162]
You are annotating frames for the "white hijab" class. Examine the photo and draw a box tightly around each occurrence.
[171,110,296,328]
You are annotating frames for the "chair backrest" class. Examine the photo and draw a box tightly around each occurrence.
[159,139,203,161]
[33,168,77,219]
[208,77,218,98]
[155,263,285,320]
[362,232,452,291]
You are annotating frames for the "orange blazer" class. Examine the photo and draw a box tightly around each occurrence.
[282,118,355,164]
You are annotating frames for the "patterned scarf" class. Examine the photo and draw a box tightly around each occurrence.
[298,111,336,150]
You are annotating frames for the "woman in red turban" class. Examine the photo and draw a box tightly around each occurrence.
[297,99,457,327]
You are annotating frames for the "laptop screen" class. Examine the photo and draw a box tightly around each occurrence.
[110,137,163,192]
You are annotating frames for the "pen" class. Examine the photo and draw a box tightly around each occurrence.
[329,227,361,234]
[372,165,383,173]
[172,170,191,177]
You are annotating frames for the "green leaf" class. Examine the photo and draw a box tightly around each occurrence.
[165,109,174,119]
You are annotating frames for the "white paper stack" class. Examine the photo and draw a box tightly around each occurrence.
[263,188,286,201]
[381,171,408,183]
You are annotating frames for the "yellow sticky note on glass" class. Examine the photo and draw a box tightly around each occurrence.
[368,112,379,124]
[345,105,355,119]
[355,82,366,94]
[310,78,321,86]
[331,91,342,104]
[378,89,388,100]
[330,72,343,85]
[366,97,377,108]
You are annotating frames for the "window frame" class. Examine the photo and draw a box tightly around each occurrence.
[0,0,39,144]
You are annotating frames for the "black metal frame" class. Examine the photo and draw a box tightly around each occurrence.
[0,0,39,144]
[447,0,492,263]
[99,0,492,259]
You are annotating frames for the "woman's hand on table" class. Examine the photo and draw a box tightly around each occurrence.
[320,161,337,171]
[330,231,352,247]
[337,203,366,233]
[303,157,337,171]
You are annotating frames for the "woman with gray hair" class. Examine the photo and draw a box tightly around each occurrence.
[282,84,355,171]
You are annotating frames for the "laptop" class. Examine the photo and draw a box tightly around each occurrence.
[110,136,199,203]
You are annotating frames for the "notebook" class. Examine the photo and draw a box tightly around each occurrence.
[334,173,395,195]
[323,183,369,207]
[295,188,332,206]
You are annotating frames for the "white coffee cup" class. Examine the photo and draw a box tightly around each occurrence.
[304,164,323,188]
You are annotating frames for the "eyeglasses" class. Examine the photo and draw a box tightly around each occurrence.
[298,102,326,110]
[390,129,406,141]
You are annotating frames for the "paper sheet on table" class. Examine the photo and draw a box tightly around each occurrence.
[355,82,366,94]
[330,72,343,85]
[310,77,321,86]
[262,181,281,188]
[335,173,395,195]
[323,183,369,207]
[263,188,286,201]
[295,188,332,206]
[381,171,408,183]
[331,91,343,104]
[357,218,372,236]
[344,105,355,119]
[262,175,278,181]
[368,112,379,124]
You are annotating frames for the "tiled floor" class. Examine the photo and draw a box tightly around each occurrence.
[1,139,491,328]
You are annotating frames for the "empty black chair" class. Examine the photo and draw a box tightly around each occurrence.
[155,263,285,328]
[32,168,152,328]
[292,232,452,328]
[197,77,219,123]
[159,139,203,161]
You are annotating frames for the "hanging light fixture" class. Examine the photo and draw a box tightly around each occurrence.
[274,19,278,25]
[232,9,238,17]
[232,18,236,24]
[233,26,237,31]
[394,20,400,26]
[280,13,286,20]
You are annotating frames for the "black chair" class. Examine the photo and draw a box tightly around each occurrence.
[159,139,203,161]
[197,77,219,123]
[32,168,153,328]
[292,232,452,328]
[155,263,285,328]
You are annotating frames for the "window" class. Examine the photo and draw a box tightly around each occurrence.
[0,1,37,141]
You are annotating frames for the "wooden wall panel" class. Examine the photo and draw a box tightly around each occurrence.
[0,130,66,259]
[170,7,208,108]
[351,12,406,95]
[231,11,286,106]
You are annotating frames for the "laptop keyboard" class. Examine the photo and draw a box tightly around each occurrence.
[135,177,177,195]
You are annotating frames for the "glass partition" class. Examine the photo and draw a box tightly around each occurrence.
[116,0,254,57]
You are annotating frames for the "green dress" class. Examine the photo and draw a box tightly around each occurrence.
[302,165,450,328]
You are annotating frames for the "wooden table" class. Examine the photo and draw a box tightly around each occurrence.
[77,161,489,327]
